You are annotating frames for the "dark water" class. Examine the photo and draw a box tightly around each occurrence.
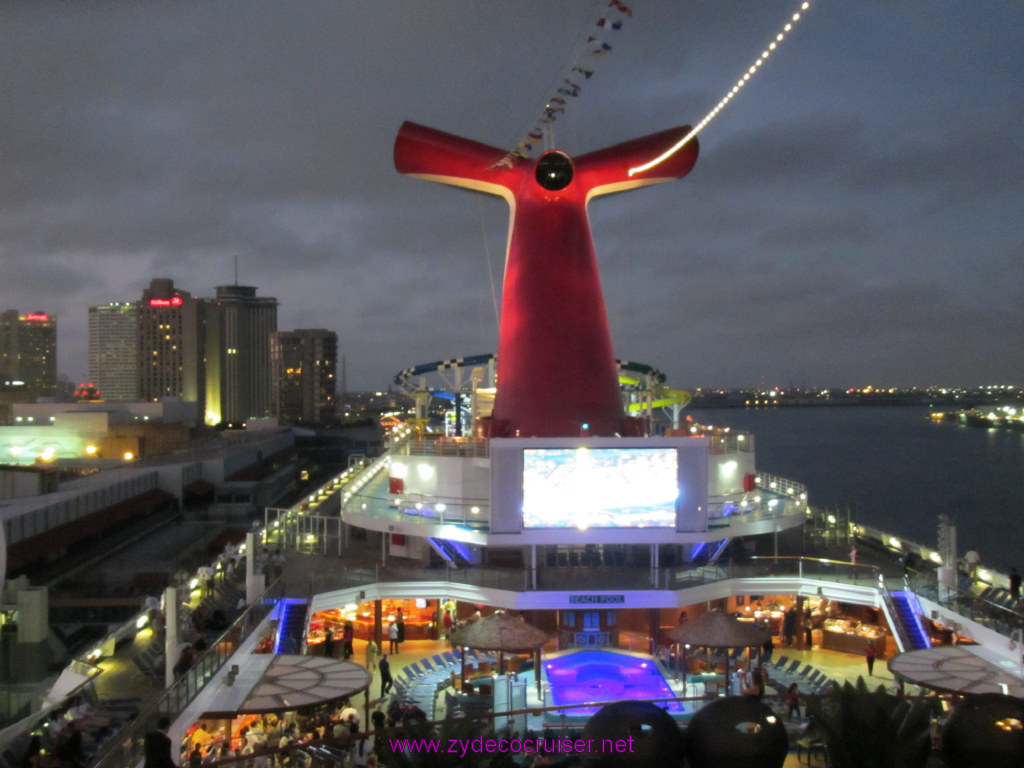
[688,406,1024,572]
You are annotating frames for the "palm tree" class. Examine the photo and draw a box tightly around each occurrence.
[806,677,938,768]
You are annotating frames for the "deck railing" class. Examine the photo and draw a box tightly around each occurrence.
[88,578,285,768]
[307,555,882,597]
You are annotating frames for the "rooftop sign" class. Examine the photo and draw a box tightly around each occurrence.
[148,296,184,307]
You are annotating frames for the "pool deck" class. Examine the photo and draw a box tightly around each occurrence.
[83,547,919,767]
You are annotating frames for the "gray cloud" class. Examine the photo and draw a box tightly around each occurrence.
[1,1,1022,389]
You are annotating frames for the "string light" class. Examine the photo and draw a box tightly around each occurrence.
[628,0,814,177]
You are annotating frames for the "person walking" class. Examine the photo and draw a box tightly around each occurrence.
[964,547,981,581]
[734,666,754,696]
[786,683,801,721]
[783,607,797,647]
[371,704,386,733]
[173,644,195,680]
[323,628,334,659]
[1009,566,1021,597]
[365,638,379,671]
[378,654,393,697]
[754,664,768,700]
[343,620,355,660]
[144,716,177,768]
[388,621,399,655]
[351,726,371,768]
[864,641,876,675]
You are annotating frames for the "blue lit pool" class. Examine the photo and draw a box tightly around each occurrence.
[543,649,685,718]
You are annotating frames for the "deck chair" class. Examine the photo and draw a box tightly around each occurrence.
[785,659,802,675]
[995,590,1017,609]
[795,721,828,765]
[793,664,815,681]
[773,655,790,670]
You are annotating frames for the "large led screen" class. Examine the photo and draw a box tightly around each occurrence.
[522,446,678,528]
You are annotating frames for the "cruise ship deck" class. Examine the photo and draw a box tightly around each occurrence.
[22,509,1020,768]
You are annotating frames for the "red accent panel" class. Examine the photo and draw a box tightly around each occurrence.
[743,474,757,492]
[388,477,404,494]
[394,122,698,438]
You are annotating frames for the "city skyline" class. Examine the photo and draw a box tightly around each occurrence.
[2,2,1022,392]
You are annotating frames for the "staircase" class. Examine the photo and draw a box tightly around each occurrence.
[427,537,472,567]
[708,538,732,564]
[889,590,932,650]
[276,599,308,653]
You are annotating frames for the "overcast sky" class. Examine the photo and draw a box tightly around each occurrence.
[2,1,1022,392]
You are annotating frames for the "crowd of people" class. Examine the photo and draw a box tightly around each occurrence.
[140,693,440,768]
[21,696,124,768]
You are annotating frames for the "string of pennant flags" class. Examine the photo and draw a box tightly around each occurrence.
[492,0,633,169]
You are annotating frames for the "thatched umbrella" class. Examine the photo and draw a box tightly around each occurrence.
[665,609,768,696]
[451,611,550,694]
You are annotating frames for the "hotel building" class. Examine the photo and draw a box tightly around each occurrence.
[0,310,57,401]
[271,328,338,425]
[87,303,139,402]
[204,285,278,427]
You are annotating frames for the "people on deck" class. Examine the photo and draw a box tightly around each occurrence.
[787,683,802,720]
[379,654,393,697]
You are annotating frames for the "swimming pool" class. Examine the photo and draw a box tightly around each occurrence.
[543,649,685,718]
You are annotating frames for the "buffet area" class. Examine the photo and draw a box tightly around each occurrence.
[822,617,886,655]
[306,598,440,650]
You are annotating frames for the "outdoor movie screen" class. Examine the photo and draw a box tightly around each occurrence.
[522,446,679,528]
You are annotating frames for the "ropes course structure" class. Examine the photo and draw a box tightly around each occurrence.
[393,354,675,396]
[392,355,689,434]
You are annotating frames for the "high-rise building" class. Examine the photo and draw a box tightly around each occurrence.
[133,278,278,426]
[205,285,277,427]
[0,310,57,400]
[271,329,338,425]
[137,278,205,407]
[87,303,139,401]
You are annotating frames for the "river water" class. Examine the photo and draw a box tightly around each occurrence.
[686,405,1024,573]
